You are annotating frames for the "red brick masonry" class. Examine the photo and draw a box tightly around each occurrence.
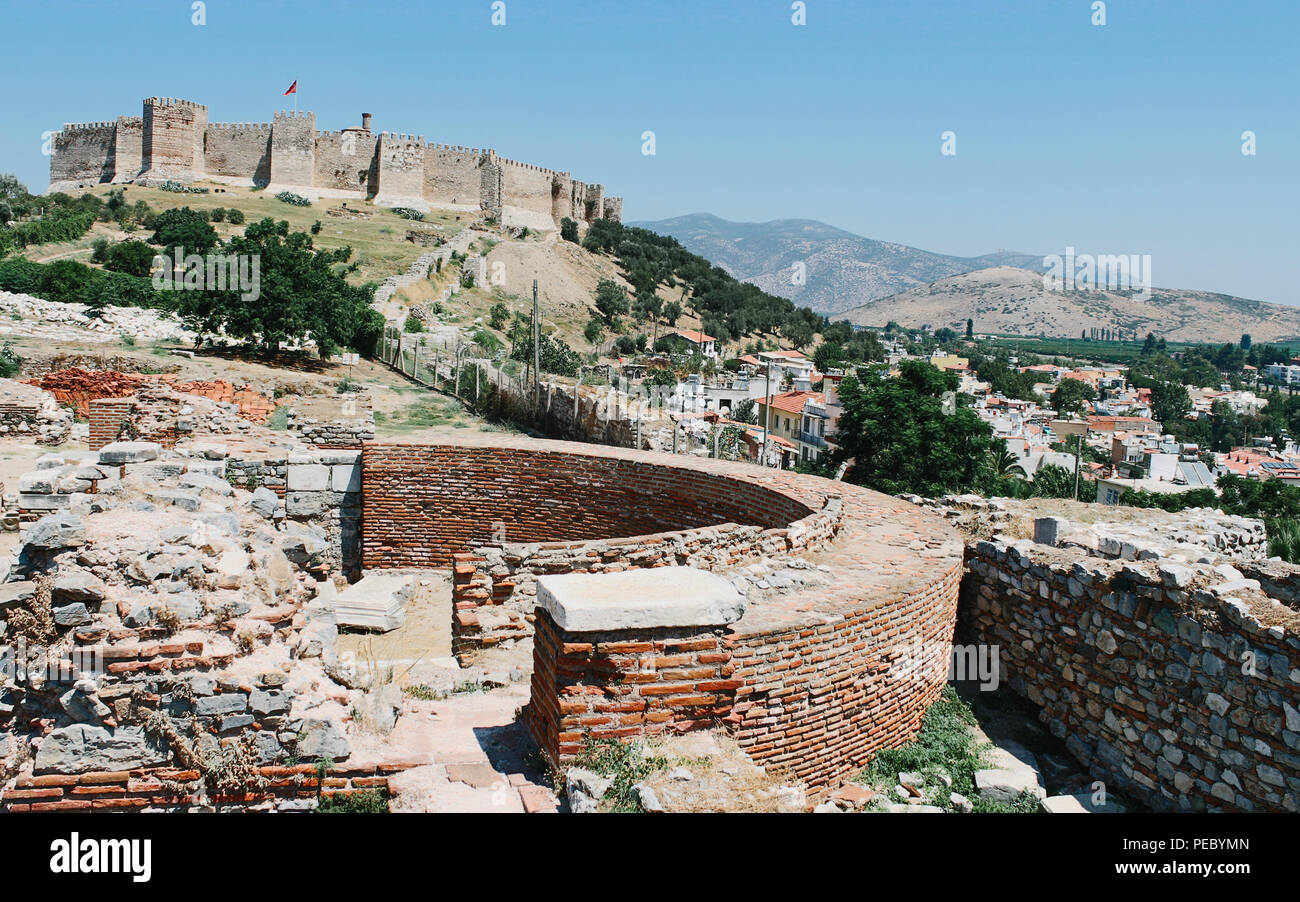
[361,436,964,790]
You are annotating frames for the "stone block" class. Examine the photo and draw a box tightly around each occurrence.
[1033,517,1067,547]
[98,441,161,464]
[1039,793,1126,813]
[286,464,330,492]
[536,566,744,632]
[331,464,361,493]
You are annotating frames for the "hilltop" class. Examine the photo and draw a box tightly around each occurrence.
[628,213,1045,315]
[834,266,1300,344]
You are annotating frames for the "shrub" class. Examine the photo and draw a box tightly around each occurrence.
[560,217,579,243]
[210,207,226,222]
[151,206,218,254]
[90,237,110,264]
[104,239,158,278]
[275,191,312,207]
[267,407,289,430]
[391,207,424,221]
[310,220,322,235]
[0,343,22,378]
[571,734,671,813]
[403,314,424,333]
[226,208,246,225]
[160,181,209,194]
[316,790,389,813]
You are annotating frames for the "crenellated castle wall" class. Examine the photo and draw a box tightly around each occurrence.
[48,96,621,226]
[314,129,378,194]
[50,122,116,186]
[204,122,272,184]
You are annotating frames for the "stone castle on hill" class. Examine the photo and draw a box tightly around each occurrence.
[48,96,622,230]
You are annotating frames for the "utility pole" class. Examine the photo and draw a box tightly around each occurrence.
[761,366,772,467]
[1073,432,1082,500]
[532,279,541,419]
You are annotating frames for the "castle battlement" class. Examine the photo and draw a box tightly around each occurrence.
[145,97,208,111]
[48,96,621,228]
[209,121,273,131]
[60,121,117,133]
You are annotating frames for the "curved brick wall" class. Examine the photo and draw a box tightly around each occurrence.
[359,436,964,791]
[361,442,815,567]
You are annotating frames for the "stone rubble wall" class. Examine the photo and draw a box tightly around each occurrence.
[286,407,375,448]
[0,380,73,445]
[225,448,362,578]
[28,368,273,421]
[959,538,1300,812]
[3,762,408,812]
[0,439,396,812]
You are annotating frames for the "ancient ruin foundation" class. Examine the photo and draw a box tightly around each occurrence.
[359,435,966,789]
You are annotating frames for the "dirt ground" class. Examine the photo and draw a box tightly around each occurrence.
[335,571,454,680]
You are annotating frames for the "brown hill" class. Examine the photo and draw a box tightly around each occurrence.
[835,266,1300,344]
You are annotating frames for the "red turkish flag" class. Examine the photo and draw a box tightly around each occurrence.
[283,80,297,96]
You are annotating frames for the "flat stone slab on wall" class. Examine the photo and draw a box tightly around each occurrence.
[536,567,744,631]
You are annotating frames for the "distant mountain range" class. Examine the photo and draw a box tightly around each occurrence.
[627,213,1048,315]
[834,266,1300,345]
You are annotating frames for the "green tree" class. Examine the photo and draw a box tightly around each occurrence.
[176,217,380,357]
[965,318,974,340]
[990,440,1027,477]
[583,316,605,346]
[560,217,579,243]
[813,340,844,373]
[1149,380,1191,426]
[832,360,994,496]
[150,206,217,255]
[1031,463,1076,499]
[0,173,26,200]
[732,398,757,424]
[104,240,158,278]
[488,301,510,331]
[1051,377,1097,415]
[662,300,682,327]
[593,278,629,327]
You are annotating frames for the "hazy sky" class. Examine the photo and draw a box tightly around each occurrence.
[1,0,1295,302]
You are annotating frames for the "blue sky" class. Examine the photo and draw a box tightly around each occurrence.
[1,0,1296,302]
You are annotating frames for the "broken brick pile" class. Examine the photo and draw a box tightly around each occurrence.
[24,368,274,422]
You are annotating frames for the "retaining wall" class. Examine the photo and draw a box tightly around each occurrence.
[959,538,1300,812]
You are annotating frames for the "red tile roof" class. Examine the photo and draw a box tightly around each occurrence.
[673,329,718,344]
[759,390,824,416]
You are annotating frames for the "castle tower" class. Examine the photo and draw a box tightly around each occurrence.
[111,115,144,183]
[372,132,430,212]
[139,97,208,183]
[267,110,317,193]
